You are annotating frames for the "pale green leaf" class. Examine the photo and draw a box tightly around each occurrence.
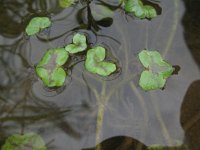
[65,33,87,54]
[59,0,76,8]
[2,133,47,150]
[50,68,67,87]
[85,46,116,76]
[37,48,69,68]
[139,70,166,91]
[138,50,174,91]
[25,17,51,36]
[36,48,69,87]
[124,0,157,19]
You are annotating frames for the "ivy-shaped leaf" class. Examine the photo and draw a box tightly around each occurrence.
[138,50,174,91]
[85,46,116,76]
[25,17,51,36]
[65,33,87,54]
[2,133,47,150]
[36,48,69,87]
[59,0,76,8]
[124,0,157,19]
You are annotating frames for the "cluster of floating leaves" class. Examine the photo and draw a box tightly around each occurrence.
[24,0,173,90]
[25,18,117,87]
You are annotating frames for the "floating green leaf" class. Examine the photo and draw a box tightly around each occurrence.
[59,0,76,8]
[25,17,51,36]
[85,46,116,76]
[124,0,157,19]
[138,50,174,91]
[2,133,47,150]
[36,48,69,87]
[65,33,87,54]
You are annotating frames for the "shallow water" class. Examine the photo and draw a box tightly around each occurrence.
[0,0,200,150]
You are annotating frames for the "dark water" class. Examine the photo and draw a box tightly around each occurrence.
[0,0,200,150]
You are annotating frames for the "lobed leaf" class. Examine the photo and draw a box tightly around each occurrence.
[138,50,174,91]
[25,17,51,36]
[65,33,87,54]
[124,0,157,19]
[85,46,116,76]
[36,48,69,87]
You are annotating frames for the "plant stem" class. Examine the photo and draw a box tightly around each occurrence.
[95,103,105,150]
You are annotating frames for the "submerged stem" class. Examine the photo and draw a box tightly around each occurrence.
[95,103,105,150]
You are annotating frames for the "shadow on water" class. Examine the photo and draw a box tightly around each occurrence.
[181,0,200,150]
[182,0,200,68]
[82,136,147,150]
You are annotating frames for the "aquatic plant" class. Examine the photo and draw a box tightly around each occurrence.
[36,48,69,87]
[65,33,87,54]
[124,0,157,19]
[2,133,47,150]
[85,46,117,76]
[25,17,51,36]
[24,0,174,90]
[138,50,174,91]
[59,0,77,8]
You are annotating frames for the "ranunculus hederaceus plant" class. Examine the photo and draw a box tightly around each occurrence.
[138,50,174,91]
[24,0,176,91]
[65,33,87,54]
[2,133,47,150]
[85,46,117,76]
[124,0,157,19]
[36,48,69,87]
[25,17,51,36]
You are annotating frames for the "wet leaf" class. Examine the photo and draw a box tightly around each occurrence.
[85,46,116,76]
[124,0,157,19]
[2,133,47,150]
[25,17,51,36]
[36,48,69,87]
[65,33,87,54]
[138,50,174,91]
[59,0,76,8]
